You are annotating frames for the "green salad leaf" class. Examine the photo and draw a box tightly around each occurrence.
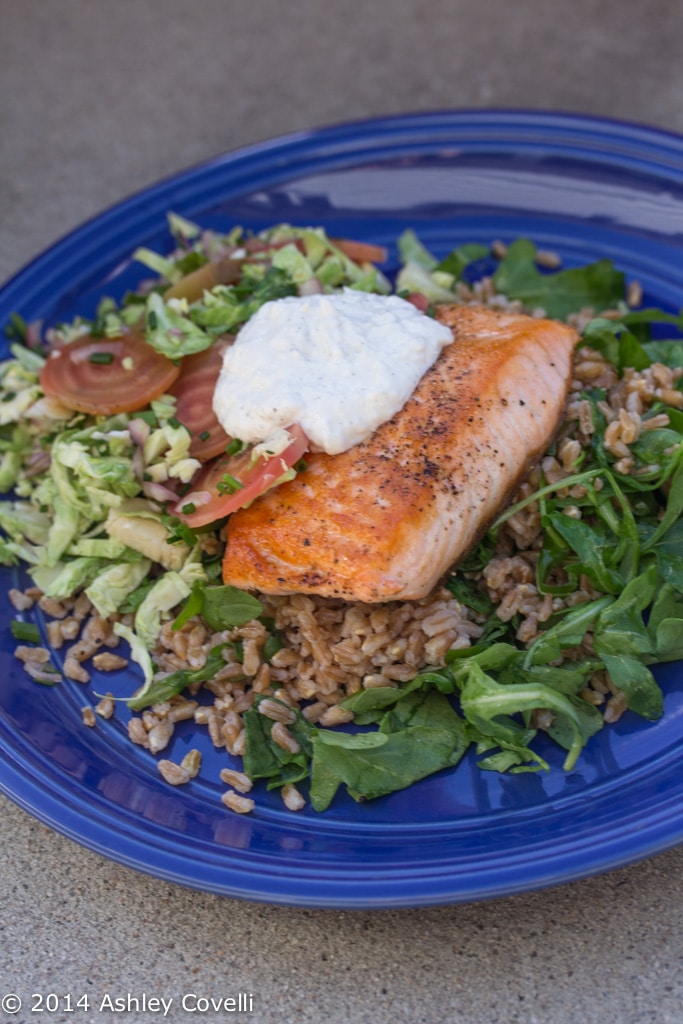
[492,239,626,318]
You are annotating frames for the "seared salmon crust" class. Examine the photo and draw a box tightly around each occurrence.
[222,304,579,601]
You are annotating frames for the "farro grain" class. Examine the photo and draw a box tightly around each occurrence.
[535,248,562,269]
[221,711,243,752]
[221,790,255,814]
[604,692,628,723]
[301,701,328,723]
[270,721,301,754]
[626,279,643,307]
[258,698,297,724]
[158,759,191,786]
[232,730,247,757]
[281,783,306,811]
[37,595,68,619]
[128,717,150,747]
[95,695,115,719]
[209,710,227,747]
[14,644,50,663]
[9,588,34,611]
[46,620,66,648]
[147,718,174,754]
[72,593,92,620]
[181,749,202,778]
[59,617,82,641]
[63,655,90,683]
[318,705,354,727]
[81,706,96,727]
[92,652,128,671]
[167,700,199,723]
[219,768,253,793]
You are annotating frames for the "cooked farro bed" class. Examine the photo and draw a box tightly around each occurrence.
[4,224,683,812]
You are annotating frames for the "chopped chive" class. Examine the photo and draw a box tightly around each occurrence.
[11,620,41,643]
[217,473,244,495]
[181,502,197,514]
[294,459,308,473]
[88,351,115,365]
[1,391,17,402]
[4,312,28,342]
[199,430,210,441]
[225,437,246,456]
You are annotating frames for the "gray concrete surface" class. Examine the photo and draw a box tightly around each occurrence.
[3,2,683,1022]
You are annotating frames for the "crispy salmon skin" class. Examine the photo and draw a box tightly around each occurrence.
[221,304,578,601]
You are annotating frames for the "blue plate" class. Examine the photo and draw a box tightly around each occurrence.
[3,110,683,909]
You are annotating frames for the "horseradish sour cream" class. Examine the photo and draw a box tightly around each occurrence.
[212,289,452,455]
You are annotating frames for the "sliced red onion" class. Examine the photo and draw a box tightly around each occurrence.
[25,320,44,350]
[131,445,145,482]
[25,450,52,477]
[128,417,151,447]
[298,277,324,296]
[142,480,181,503]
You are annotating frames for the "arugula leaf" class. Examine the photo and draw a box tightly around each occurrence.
[436,243,490,279]
[642,340,683,370]
[545,513,625,594]
[309,690,469,811]
[455,659,594,770]
[592,569,663,720]
[493,239,625,319]
[646,584,683,662]
[242,701,312,789]
[581,317,652,374]
[126,643,229,710]
[525,596,614,667]
[200,585,264,630]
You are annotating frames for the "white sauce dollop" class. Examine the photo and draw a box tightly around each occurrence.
[212,289,452,455]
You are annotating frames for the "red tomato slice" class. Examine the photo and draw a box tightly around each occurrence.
[332,238,388,265]
[169,339,233,461]
[176,423,309,528]
[39,331,181,415]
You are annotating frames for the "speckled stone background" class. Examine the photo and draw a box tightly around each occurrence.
[3,2,683,1022]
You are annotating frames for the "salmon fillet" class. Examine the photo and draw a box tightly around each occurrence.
[221,304,578,602]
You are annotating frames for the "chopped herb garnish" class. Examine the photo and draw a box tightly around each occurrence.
[10,620,41,643]
[225,437,246,456]
[88,351,115,365]
[3,312,29,343]
[160,513,198,547]
[216,473,244,495]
